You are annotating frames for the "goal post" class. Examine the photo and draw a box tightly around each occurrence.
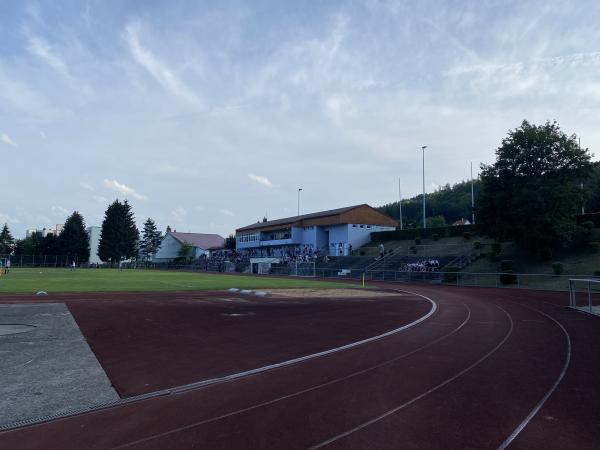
[290,261,316,278]
[568,278,600,316]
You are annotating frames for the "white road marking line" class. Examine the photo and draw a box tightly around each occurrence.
[307,304,514,450]
[1,290,436,432]
[496,302,571,450]
[112,302,469,449]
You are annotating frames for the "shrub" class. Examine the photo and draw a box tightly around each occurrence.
[593,270,600,277]
[463,232,471,240]
[414,237,422,245]
[473,241,482,250]
[500,260,514,272]
[441,266,460,283]
[488,253,500,262]
[590,242,600,254]
[409,245,417,254]
[552,262,564,275]
[499,271,517,285]
[359,250,365,256]
[432,233,440,241]
[540,248,553,260]
[582,220,595,230]
[491,242,502,255]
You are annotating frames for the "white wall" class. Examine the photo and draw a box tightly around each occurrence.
[153,234,182,261]
[87,226,102,264]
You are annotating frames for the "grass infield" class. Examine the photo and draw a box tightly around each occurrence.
[0,268,351,294]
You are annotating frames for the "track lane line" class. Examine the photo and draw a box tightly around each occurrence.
[0,289,436,433]
[111,303,469,449]
[307,303,514,450]
[496,301,572,450]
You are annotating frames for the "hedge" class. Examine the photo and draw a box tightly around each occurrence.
[371,224,477,242]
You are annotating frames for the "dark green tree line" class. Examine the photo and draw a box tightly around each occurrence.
[378,179,481,228]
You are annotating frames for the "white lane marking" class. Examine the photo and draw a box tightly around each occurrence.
[496,303,572,450]
[112,303,468,449]
[307,304,514,450]
[1,289,436,432]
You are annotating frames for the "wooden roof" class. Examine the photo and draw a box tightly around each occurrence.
[236,204,397,233]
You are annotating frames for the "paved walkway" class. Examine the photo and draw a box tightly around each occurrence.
[0,303,118,427]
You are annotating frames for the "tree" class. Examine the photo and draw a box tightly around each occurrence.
[59,211,90,262]
[140,218,163,260]
[378,179,481,228]
[18,231,45,254]
[0,223,14,254]
[177,241,194,262]
[476,120,592,253]
[98,200,140,262]
[166,225,172,233]
[224,234,236,250]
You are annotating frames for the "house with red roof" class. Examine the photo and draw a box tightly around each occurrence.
[153,231,225,262]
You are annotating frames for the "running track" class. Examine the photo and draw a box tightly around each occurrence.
[0,284,599,449]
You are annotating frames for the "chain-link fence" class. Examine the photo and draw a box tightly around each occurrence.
[270,266,600,292]
[0,254,80,268]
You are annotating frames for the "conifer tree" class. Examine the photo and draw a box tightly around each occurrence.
[0,223,14,254]
[59,211,91,262]
[98,200,140,262]
[140,218,163,260]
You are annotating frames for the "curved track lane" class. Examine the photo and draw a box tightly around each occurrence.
[1,284,598,449]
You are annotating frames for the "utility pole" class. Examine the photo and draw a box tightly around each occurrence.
[580,137,585,214]
[398,177,403,230]
[297,188,302,216]
[422,146,427,228]
[471,161,475,225]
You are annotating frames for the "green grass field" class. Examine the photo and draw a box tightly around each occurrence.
[0,268,351,294]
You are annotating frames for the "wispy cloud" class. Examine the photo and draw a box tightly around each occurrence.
[218,209,234,216]
[1,133,17,147]
[51,205,69,217]
[0,213,21,224]
[27,36,71,78]
[124,21,202,108]
[171,206,187,221]
[103,179,148,201]
[91,195,108,203]
[248,173,273,188]
[80,182,94,191]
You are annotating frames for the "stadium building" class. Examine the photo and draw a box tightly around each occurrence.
[236,204,397,257]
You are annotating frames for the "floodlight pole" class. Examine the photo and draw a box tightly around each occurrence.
[297,188,302,216]
[398,177,403,230]
[471,161,475,225]
[422,146,427,229]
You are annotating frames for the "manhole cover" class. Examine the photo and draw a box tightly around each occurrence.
[0,324,37,336]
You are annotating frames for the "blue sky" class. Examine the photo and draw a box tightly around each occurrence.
[2,0,600,238]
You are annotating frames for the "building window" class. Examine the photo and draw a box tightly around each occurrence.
[238,233,259,243]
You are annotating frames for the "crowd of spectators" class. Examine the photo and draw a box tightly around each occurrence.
[399,259,440,272]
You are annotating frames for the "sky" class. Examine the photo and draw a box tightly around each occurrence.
[2,0,600,239]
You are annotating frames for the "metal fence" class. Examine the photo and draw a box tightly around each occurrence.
[269,265,600,292]
[569,279,600,316]
[0,254,80,267]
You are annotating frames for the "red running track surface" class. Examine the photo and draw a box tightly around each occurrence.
[0,284,599,449]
